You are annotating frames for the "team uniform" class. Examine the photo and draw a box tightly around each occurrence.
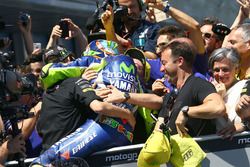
[32,55,140,166]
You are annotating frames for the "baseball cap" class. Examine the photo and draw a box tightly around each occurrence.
[137,130,171,167]
[169,134,206,167]
[43,46,74,64]
[212,23,231,40]
[125,48,146,67]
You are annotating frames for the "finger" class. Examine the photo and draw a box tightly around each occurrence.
[237,0,246,6]
[176,126,183,137]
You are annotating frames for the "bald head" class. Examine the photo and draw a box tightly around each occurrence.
[160,38,197,67]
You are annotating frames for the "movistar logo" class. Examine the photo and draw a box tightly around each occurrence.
[120,62,135,74]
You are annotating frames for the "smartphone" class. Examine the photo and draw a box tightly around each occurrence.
[19,12,30,26]
[59,20,69,38]
[33,43,41,50]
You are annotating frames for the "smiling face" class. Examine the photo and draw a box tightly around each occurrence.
[160,48,179,85]
[200,24,220,54]
[212,58,238,89]
[226,29,250,59]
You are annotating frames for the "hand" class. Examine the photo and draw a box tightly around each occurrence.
[95,88,112,99]
[32,101,42,116]
[127,111,136,130]
[17,15,32,33]
[145,7,156,23]
[175,111,188,137]
[212,80,226,97]
[50,25,62,40]
[60,18,82,40]
[152,78,169,96]
[101,5,114,29]
[217,122,245,140]
[104,85,126,103]
[7,134,26,157]
[145,0,166,11]
[236,95,250,120]
[237,0,250,18]
[81,69,98,81]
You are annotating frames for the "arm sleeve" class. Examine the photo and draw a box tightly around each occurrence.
[74,78,102,106]
[143,24,160,54]
[195,78,216,102]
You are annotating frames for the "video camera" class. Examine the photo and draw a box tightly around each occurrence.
[0,69,37,141]
[86,0,128,34]
[0,50,15,69]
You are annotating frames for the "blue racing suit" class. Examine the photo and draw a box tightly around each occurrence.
[32,55,140,166]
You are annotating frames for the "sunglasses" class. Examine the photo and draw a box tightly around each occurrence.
[202,33,213,39]
[156,42,168,48]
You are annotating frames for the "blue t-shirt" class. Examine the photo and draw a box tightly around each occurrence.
[129,20,160,54]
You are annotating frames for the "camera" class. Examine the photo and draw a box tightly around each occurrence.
[18,12,30,26]
[86,0,128,35]
[0,51,15,69]
[59,20,69,38]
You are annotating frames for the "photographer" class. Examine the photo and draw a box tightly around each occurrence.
[46,18,88,58]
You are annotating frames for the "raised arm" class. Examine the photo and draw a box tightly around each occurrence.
[222,0,250,47]
[17,14,34,56]
[146,0,205,54]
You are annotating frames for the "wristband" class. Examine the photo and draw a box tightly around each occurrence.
[123,92,130,103]
[163,1,171,13]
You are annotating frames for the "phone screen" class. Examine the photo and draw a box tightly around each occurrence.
[33,43,41,50]
[59,20,69,38]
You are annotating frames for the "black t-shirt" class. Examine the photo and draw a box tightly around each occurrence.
[37,78,101,151]
[167,75,217,137]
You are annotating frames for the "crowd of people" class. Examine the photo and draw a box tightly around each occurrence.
[1,0,250,166]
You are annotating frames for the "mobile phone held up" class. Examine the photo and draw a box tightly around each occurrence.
[59,20,69,38]
[19,12,30,26]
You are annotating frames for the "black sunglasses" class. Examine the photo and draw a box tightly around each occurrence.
[156,42,168,48]
[203,33,213,39]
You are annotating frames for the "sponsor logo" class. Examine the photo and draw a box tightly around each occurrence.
[238,137,250,144]
[52,128,83,148]
[102,117,133,142]
[183,149,193,161]
[72,132,97,155]
[119,62,135,75]
[110,79,137,93]
[107,72,136,82]
[105,153,138,162]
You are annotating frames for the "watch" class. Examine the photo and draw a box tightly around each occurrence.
[242,120,250,131]
[181,106,189,118]
[123,92,130,102]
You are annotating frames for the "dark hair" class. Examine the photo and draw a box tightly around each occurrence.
[161,40,197,67]
[201,16,220,26]
[23,51,44,65]
[157,25,186,40]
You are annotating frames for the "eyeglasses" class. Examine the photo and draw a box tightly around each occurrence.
[212,67,231,73]
[202,32,213,39]
[156,42,168,48]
